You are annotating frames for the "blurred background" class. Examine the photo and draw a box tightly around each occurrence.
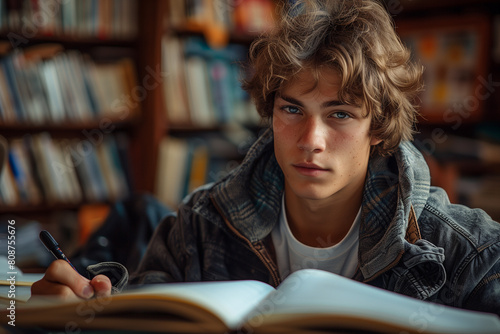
[0,0,499,270]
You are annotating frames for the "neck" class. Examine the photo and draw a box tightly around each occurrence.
[284,187,363,248]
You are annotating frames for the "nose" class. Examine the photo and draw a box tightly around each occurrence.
[297,116,326,153]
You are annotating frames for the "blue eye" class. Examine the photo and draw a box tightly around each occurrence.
[332,112,351,119]
[282,106,301,114]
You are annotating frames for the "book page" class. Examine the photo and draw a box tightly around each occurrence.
[12,279,275,331]
[122,280,275,329]
[245,269,500,334]
[0,256,44,302]
[0,256,27,283]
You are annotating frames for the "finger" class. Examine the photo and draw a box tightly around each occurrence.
[44,259,94,299]
[30,279,80,302]
[91,274,112,298]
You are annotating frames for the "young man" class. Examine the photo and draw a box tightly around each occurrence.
[32,0,500,315]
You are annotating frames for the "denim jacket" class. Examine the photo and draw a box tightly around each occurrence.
[126,128,500,316]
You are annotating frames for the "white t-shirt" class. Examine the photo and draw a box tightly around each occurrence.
[271,195,360,280]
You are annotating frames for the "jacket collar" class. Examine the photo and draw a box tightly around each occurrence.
[208,128,284,242]
[205,129,439,282]
[358,141,432,280]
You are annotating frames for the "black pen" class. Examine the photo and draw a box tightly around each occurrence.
[39,230,77,272]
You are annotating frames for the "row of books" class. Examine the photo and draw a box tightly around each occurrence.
[155,130,255,208]
[0,0,138,40]
[162,35,260,128]
[0,132,132,207]
[168,0,276,37]
[0,45,139,125]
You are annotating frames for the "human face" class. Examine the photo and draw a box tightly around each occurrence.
[273,68,381,206]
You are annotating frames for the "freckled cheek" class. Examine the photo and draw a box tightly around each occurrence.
[332,133,370,162]
[349,136,372,168]
[327,132,352,153]
[272,113,292,134]
[273,137,289,173]
[273,118,291,163]
[345,129,371,149]
[273,116,297,141]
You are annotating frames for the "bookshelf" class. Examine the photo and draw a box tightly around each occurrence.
[0,0,142,234]
[155,0,500,218]
[1,0,498,267]
[151,0,276,208]
[147,0,500,214]
[386,0,500,220]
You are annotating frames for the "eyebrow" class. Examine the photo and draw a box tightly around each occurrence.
[278,94,349,109]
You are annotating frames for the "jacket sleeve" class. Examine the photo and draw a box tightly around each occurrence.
[85,262,129,294]
[129,205,203,285]
[464,258,500,316]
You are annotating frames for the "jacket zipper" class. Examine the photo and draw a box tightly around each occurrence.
[211,198,281,287]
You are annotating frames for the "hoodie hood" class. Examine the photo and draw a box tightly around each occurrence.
[207,129,441,280]
[197,130,447,298]
[358,141,433,280]
[209,129,431,249]
[208,128,284,241]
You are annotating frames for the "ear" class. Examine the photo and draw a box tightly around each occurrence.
[370,137,382,146]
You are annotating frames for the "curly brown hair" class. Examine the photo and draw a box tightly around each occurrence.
[242,0,423,156]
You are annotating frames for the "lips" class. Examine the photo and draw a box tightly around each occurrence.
[292,162,330,176]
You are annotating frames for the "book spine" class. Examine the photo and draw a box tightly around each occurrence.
[1,133,132,207]
[103,135,130,198]
[162,35,191,125]
[0,63,17,123]
[0,157,19,206]
[163,36,256,127]
[1,54,28,121]
[9,138,43,205]
[155,136,190,208]
[0,0,138,40]
[0,46,139,125]
[7,148,28,203]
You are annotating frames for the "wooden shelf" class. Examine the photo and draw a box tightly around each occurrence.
[0,31,136,44]
[0,198,119,214]
[169,25,259,45]
[168,124,227,133]
[0,202,82,214]
[0,117,138,135]
[0,1,147,216]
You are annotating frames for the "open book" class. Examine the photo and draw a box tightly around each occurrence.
[3,269,500,333]
[0,256,44,303]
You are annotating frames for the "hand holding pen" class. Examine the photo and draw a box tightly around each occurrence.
[30,230,112,301]
[39,230,78,271]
